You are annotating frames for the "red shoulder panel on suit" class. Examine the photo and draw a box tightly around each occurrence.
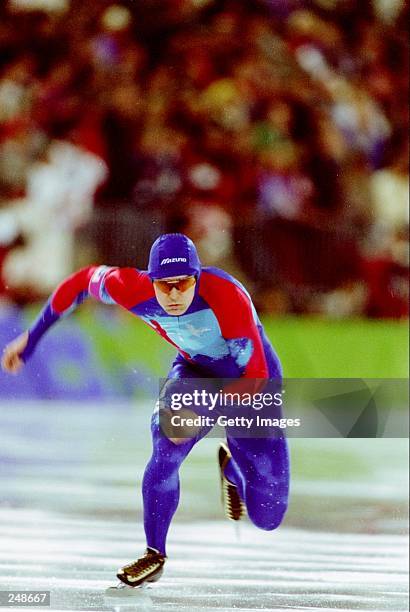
[104,268,155,309]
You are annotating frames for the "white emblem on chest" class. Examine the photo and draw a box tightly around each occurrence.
[184,323,212,337]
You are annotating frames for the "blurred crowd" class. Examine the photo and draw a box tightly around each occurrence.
[0,0,408,318]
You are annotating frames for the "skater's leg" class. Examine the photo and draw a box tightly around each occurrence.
[142,412,197,555]
[225,355,288,530]
[227,435,289,531]
[143,360,216,555]
[222,365,284,508]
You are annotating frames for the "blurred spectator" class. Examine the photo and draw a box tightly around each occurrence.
[257,145,314,220]
[0,0,408,318]
[1,139,107,296]
[370,137,409,233]
[361,227,409,318]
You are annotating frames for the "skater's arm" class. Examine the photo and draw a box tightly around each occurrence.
[1,265,152,373]
[1,265,99,371]
[199,271,269,379]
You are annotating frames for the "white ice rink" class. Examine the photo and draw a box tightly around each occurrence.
[0,401,408,611]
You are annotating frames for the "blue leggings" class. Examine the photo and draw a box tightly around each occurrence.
[142,362,290,555]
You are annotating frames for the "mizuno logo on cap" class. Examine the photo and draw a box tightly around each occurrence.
[160,257,187,265]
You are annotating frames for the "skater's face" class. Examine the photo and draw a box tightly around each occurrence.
[153,275,196,316]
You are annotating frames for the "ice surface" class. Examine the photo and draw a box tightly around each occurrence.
[0,401,408,610]
[0,508,408,610]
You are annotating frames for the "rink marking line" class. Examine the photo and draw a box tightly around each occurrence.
[1,577,408,603]
[0,513,407,545]
[1,542,406,562]
[0,532,406,552]
[1,568,408,589]
[0,545,407,571]
[1,570,409,592]
[0,558,406,573]
[1,506,409,536]
[2,476,408,504]
[0,540,407,565]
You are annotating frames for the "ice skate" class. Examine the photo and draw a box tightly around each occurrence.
[218,442,246,521]
[116,547,166,587]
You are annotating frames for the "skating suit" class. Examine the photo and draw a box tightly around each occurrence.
[23,264,282,381]
[22,264,289,554]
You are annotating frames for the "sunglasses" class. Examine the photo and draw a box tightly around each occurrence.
[153,276,196,294]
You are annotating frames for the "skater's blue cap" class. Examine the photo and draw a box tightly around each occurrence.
[148,233,201,280]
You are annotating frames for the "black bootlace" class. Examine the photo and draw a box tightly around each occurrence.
[126,552,162,573]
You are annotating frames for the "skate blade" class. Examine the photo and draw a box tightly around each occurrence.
[105,582,149,597]
[233,520,242,541]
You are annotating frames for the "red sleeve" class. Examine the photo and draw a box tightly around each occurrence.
[199,271,269,378]
[51,266,97,314]
[103,268,154,309]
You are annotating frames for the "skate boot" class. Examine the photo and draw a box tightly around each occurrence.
[218,442,246,521]
[117,547,166,587]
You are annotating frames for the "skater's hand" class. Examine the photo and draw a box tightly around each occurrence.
[1,331,29,374]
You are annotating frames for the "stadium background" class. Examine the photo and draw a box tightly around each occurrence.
[0,1,408,608]
[0,0,408,395]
